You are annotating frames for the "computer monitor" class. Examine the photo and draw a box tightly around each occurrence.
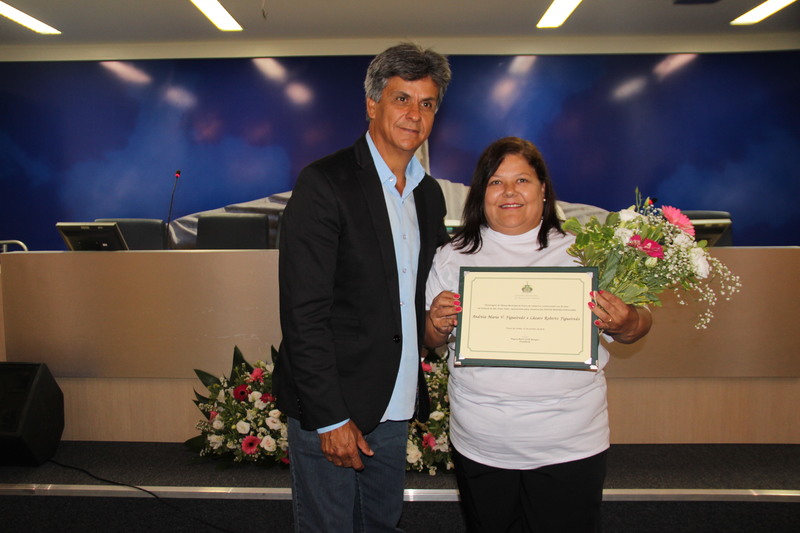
[56,222,129,251]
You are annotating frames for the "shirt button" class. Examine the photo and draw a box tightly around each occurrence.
[393,335,401,343]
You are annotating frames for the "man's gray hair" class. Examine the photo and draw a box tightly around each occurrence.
[364,43,452,112]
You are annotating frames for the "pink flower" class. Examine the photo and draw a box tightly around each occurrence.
[662,206,695,236]
[421,361,432,372]
[242,435,261,455]
[209,411,218,420]
[627,235,664,259]
[422,433,436,449]
[280,456,290,464]
[262,392,276,403]
[233,384,251,401]
[249,368,265,383]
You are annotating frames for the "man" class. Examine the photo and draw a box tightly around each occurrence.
[274,43,452,532]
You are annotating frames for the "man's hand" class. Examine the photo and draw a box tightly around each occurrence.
[319,420,374,470]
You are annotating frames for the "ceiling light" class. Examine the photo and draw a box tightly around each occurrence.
[190,0,243,31]
[537,0,583,28]
[0,1,60,34]
[731,0,797,25]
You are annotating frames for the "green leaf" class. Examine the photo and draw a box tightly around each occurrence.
[193,389,210,404]
[184,434,206,452]
[562,217,582,234]
[194,369,221,389]
[600,251,620,290]
[231,345,254,377]
[604,211,620,227]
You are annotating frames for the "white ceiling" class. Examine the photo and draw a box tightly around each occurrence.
[1,0,798,60]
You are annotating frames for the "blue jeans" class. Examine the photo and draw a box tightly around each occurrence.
[287,417,408,533]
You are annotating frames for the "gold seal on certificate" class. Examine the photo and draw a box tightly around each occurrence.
[455,267,599,369]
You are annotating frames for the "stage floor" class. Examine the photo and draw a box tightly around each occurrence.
[1,442,798,503]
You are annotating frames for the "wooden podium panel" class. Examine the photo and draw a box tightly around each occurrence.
[1,248,798,443]
[605,247,800,378]
[1,250,280,379]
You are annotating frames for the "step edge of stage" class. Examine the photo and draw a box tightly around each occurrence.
[1,484,798,503]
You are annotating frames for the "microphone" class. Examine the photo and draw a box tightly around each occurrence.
[166,170,181,248]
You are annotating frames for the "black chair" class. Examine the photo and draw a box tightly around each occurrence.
[682,210,733,247]
[94,219,168,250]
[196,213,270,249]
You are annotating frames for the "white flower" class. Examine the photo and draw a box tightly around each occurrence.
[406,441,422,464]
[645,256,658,268]
[266,416,283,430]
[249,391,262,402]
[208,435,224,450]
[618,209,642,222]
[212,418,225,431]
[260,435,277,452]
[614,227,634,244]
[429,411,445,421]
[673,232,694,249]
[268,409,282,419]
[690,247,710,279]
[217,390,226,402]
[236,420,251,434]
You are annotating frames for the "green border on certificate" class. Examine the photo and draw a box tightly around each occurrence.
[455,266,599,370]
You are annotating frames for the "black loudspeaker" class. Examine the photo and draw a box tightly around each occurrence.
[0,363,64,466]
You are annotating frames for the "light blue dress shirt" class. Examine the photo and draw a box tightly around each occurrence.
[367,132,423,423]
[317,133,423,434]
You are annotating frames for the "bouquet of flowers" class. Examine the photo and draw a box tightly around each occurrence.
[562,190,741,328]
[187,346,290,464]
[188,346,455,474]
[406,350,453,475]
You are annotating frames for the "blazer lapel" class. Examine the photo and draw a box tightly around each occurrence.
[354,137,402,321]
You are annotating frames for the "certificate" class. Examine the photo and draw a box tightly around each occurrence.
[455,267,598,369]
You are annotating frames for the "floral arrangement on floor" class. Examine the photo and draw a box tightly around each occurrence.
[187,346,453,475]
[563,190,741,328]
[186,346,289,465]
[406,350,453,475]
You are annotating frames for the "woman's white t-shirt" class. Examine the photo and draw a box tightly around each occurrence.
[425,224,610,470]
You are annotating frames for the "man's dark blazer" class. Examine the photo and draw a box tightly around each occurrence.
[274,134,450,434]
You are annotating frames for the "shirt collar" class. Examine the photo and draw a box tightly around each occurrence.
[366,131,425,193]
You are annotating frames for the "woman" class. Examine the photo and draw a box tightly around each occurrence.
[425,137,651,533]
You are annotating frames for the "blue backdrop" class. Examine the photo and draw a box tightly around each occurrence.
[1,51,798,250]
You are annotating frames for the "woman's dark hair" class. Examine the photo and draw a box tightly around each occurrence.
[452,137,564,253]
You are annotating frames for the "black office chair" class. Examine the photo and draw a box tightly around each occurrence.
[682,211,733,247]
[264,208,283,249]
[94,219,168,250]
[196,213,270,249]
